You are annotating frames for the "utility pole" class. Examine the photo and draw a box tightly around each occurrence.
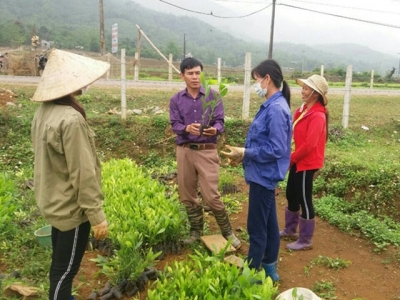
[99,0,105,55]
[268,0,276,59]
[183,33,186,60]
[398,53,400,77]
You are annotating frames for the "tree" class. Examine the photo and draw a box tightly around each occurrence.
[0,21,27,47]
[162,40,181,61]
[89,37,100,52]
[385,67,396,80]
[38,26,50,41]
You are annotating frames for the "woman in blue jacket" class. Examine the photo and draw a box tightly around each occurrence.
[222,59,292,282]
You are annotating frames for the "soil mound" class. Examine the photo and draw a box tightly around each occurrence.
[0,88,17,106]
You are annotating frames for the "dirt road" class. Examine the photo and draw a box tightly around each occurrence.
[2,75,400,95]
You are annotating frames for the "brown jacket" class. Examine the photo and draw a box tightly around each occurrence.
[31,102,105,231]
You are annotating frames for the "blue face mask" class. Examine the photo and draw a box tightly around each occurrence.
[254,82,267,98]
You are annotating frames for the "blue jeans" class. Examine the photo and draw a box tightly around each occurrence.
[247,182,280,269]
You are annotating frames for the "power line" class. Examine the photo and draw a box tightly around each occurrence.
[216,0,400,16]
[280,3,400,29]
[215,0,264,2]
[158,0,271,18]
[286,0,400,16]
[158,0,400,28]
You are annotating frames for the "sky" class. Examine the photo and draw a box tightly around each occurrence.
[212,0,400,57]
[138,0,400,59]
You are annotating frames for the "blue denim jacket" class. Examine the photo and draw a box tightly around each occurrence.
[243,91,292,190]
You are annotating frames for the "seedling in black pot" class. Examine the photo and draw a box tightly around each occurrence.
[199,73,228,135]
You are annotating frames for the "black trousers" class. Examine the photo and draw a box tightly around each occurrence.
[49,221,90,300]
[286,164,317,219]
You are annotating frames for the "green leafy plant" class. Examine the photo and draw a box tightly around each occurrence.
[219,169,238,192]
[95,158,187,286]
[220,194,245,215]
[102,158,186,247]
[77,93,92,104]
[0,173,17,238]
[310,255,351,269]
[199,73,228,133]
[303,266,310,277]
[147,249,278,299]
[315,196,400,248]
[91,231,161,285]
[312,280,337,299]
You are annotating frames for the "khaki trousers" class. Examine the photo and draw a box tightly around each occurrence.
[176,146,224,211]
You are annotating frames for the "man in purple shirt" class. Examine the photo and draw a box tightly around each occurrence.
[169,57,241,249]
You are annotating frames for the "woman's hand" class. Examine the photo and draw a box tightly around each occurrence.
[220,145,245,166]
[92,219,108,240]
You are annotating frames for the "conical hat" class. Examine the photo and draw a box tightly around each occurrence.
[31,49,110,102]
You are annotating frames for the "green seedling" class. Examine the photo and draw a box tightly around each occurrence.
[312,280,337,299]
[199,73,228,134]
[310,255,351,269]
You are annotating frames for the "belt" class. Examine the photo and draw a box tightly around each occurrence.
[180,143,217,150]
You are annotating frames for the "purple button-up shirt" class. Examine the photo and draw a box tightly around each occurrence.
[169,86,225,145]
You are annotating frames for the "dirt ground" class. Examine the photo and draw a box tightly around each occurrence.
[1,84,398,299]
[75,182,399,300]
[0,88,17,106]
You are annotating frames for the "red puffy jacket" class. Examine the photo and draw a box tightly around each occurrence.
[291,102,327,172]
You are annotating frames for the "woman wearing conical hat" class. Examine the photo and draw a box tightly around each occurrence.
[31,49,109,300]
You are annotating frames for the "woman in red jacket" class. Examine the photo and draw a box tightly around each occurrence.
[280,74,329,250]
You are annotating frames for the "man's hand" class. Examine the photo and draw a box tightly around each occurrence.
[92,219,108,240]
[201,126,218,136]
[186,123,201,136]
[220,145,245,166]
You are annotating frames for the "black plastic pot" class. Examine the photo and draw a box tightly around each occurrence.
[87,291,98,300]
[136,273,148,291]
[111,286,123,300]
[125,280,139,297]
[99,281,111,296]
[99,290,114,300]
[143,267,159,281]
[199,124,210,135]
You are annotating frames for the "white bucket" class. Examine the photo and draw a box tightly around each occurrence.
[276,287,321,300]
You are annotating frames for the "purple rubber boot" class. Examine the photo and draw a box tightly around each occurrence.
[286,218,315,251]
[279,207,300,240]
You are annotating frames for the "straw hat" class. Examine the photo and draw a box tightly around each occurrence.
[31,49,110,102]
[296,74,328,105]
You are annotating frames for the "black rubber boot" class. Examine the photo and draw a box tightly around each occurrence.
[183,205,204,245]
[212,208,241,249]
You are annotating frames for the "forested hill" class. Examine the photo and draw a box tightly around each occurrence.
[0,0,267,66]
[0,0,396,74]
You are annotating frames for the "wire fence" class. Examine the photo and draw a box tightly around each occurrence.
[2,48,400,87]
